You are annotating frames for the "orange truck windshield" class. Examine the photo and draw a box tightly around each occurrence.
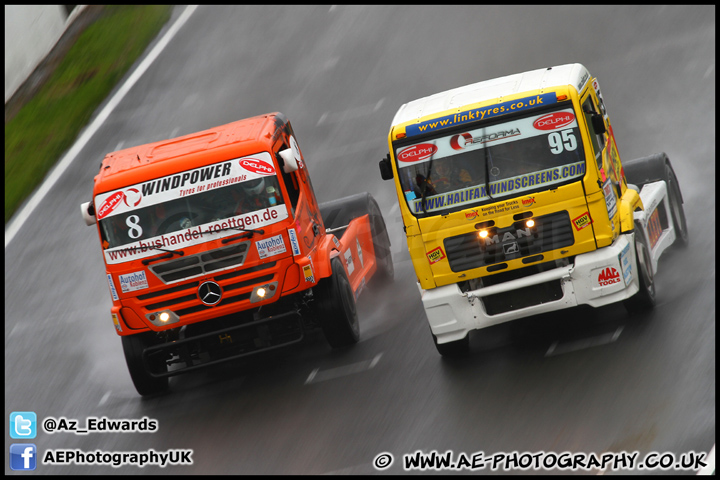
[96,152,287,262]
[395,105,586,216]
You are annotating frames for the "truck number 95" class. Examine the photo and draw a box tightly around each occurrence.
[548,129,577,154]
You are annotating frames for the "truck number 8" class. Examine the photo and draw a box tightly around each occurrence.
[548,129,577,154]
[126,215,143,239]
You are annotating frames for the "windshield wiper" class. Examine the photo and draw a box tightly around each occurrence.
[204,225,266,245]
[483,132,495,202]
[104,244,184,266]
[205,224,265,236]
[420,178,430,214]
[108,244,184,257]
[142,249,185,265]
[419,144,437,214]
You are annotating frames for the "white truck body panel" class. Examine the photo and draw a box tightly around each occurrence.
[422,179,678,345]
[421,234,639,344]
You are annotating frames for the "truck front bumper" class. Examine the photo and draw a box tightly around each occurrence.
[422,234,639,344]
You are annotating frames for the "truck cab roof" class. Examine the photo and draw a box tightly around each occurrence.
[390,63,590,132]
[94,112,287,194]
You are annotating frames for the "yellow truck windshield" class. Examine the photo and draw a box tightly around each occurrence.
[395,105,586,216]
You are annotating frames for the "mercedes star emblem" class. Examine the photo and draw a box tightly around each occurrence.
[198,281,222,306]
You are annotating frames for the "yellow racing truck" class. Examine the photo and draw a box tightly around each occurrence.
[379,63,688,356]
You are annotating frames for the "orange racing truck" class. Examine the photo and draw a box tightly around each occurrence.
[379,63,687,357]
[81,112,393,395]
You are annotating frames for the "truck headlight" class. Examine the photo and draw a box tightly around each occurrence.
[250,281,278,303]
[146,310,179,327]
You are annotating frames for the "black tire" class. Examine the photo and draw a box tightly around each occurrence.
[623,222,656,314]
[368,203,394,288]
[432,332,470,358]
[623,152,670,187]
[121,332,169,396]
[314,258,360,348]
[319,192,394,288]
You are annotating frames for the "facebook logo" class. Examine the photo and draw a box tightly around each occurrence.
[10,411,37,439]
[10,444,37,471]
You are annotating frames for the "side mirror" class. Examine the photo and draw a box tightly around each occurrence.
[81,201,96,226]
[591,114,606,135]
[379,154,393,180]
[279,135,302,173]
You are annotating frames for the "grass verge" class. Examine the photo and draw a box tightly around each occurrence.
[4,5,172,224]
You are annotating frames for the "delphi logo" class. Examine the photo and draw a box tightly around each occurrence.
[97,191,125,220]
[533,112,575,130]
[97,188,142,220]
[597,267,621,286]
[397,144,438,163]
[240,158,275,175]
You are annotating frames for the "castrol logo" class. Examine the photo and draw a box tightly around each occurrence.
[533,112,575,130]
[398,144,438,163]
[97,191,125,220]
[240,158,275,175]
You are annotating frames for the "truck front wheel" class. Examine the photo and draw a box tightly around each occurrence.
[121,332,169,396]
[623,223,656,314]
[369,203,394,289]
[314,258,360,348]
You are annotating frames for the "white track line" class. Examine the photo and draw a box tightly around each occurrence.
[545,326,624,357]
[5,5,199,248]
[305,353,383,384]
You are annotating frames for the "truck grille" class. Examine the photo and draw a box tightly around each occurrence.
[443,211,574,272]
[149,242,250,283]
[136,261,277,315]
